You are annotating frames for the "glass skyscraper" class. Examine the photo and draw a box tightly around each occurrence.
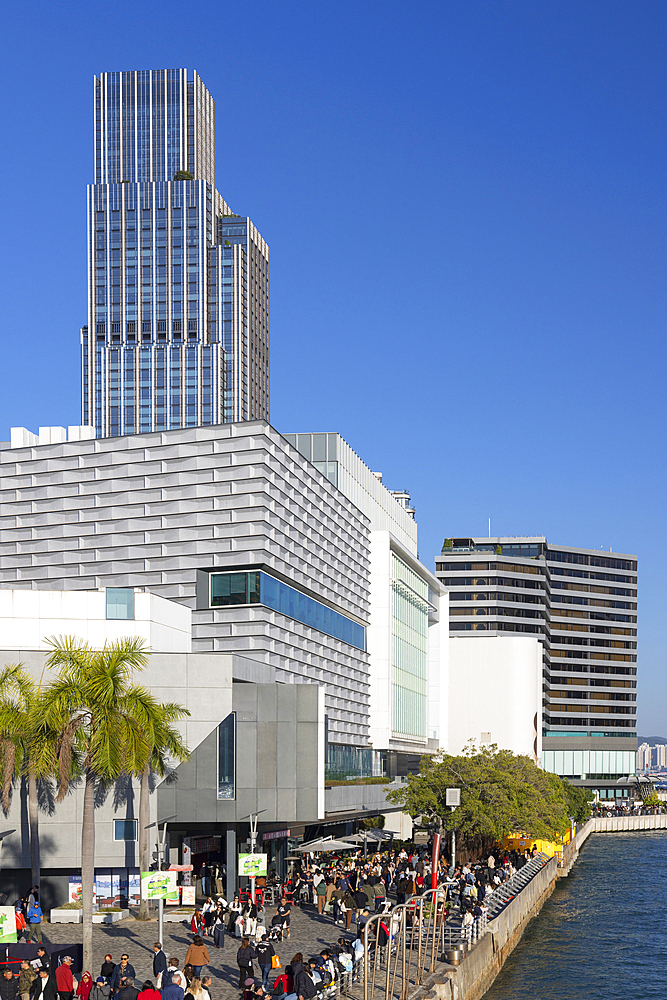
[81,68,270,437]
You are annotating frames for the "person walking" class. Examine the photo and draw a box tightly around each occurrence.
[0,968,18,1000]
[212,903,226,949]
[190,910,204,936]
[157,961,186,1000]
[30,973,56,1000]
[183,937,210,980]
[290,955,317,1000]
[236,938,257,989]
[90,981,109,1000]
[99,961,114,986]
[315,879,327,916]
[76,975,93,1000]
[255,937,276,989]
[15,907,27,943]
[114,980,139,1000]
[26,900,43,943]
[110,959,135,997]
[183,979,206,1000]
[152,946,167,983]
[201,899,215,937]
[55,959,74,1000]
[136,983,160,1000]
[18,963,36,1000]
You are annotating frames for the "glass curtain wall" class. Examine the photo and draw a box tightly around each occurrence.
[391,553,429,741]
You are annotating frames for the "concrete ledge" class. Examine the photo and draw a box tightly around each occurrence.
[92,909,129,923]
[50,909,82,923]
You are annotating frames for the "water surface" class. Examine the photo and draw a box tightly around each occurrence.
[483,831,667,999]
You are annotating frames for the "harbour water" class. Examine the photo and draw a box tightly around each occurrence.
[482,831,667,999]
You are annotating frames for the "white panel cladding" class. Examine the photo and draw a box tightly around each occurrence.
[448,635,542,760]
[0,588,191,653]
[0,421,370,744]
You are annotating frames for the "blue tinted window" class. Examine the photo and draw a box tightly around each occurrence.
[106,588,134,620]
[218,713,235,800]
[113,819,137,841]
[210,571,365,651]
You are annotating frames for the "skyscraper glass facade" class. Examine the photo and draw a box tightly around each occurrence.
[81,68,270,437]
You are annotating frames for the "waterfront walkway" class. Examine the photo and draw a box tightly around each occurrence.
[31,905,355,1000]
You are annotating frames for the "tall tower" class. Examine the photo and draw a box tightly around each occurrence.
[81,69,270,437]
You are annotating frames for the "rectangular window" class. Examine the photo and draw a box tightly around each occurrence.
[106,588,135,620]
[218,713,235,800]
[209,571,365,651]
[113,819,137,841]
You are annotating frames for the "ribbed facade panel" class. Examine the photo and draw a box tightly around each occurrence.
[0,423,370,743]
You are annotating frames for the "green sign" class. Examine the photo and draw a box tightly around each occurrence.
[238,853,268,877]
[140,870,179,901]
[0,907,17,944]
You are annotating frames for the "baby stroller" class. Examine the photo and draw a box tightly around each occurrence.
[268,919,285,942]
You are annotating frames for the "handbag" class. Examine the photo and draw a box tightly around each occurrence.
[271,955,281,970]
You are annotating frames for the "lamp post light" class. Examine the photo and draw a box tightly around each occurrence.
[145,816,175,946]
[240,810,267,904]
[445,789,460,869]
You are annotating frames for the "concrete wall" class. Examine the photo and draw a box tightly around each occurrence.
[0,649,236,872]
[158,682,325,825]
[448,635,542,759]
[593,814,667,831]
[0,589,191,652]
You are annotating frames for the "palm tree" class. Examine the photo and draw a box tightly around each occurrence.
[130,690,190,919]
[0,663,54,889]
[41,636,152,972]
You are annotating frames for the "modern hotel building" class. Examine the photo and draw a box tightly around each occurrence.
[82,69,269,437]
[436,536,638,800]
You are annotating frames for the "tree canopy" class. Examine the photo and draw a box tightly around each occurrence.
[388,744,590,846]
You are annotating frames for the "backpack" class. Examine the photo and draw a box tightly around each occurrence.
[336,955,352,975]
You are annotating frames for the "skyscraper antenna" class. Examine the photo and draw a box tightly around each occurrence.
[488,517,491,538]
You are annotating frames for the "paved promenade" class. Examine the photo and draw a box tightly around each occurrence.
[37,904,355,1000]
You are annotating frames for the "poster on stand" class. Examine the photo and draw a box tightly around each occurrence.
[181,886,196,906]
[0,908,17,944]
[238,853,268,877]
[68,876,83,904]
[140,871,179,901]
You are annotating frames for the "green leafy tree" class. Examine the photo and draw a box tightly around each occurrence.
[173,170,194,181]
[388,744,573,860]
[562,778,593,823]
[41,637,152,972]
[131,691,190,919]
[0,664,57,889]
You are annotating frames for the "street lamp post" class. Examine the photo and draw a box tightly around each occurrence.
[240,810,267,904]
[445,789,460,869]
[145,817,175,947]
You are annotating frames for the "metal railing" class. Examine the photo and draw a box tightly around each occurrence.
[304,856,552,1000]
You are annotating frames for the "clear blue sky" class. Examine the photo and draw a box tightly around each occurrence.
[1,1,665,733]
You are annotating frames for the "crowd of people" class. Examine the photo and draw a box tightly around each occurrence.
[3,840,545,1000]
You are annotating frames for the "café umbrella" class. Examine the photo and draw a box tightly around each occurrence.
[296,836,357,853]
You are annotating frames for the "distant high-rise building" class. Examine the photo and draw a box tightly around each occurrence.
[81,69,269,437]
[657,744,667,768]
[436,536,638,801]
[638,743,653,771]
